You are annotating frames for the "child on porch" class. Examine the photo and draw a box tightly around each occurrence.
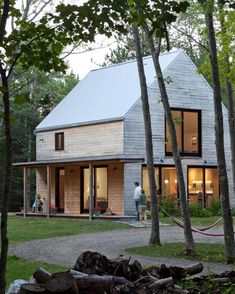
[139,189,147,224]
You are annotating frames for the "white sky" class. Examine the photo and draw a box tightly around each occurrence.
[65,36,117,79]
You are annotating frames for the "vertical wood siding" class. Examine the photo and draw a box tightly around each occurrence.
[124,50,234,206]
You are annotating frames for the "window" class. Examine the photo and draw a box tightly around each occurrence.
[188,167,219,207]
[55,132,64,150]
[142,166,178,201]
[165,109,201,156]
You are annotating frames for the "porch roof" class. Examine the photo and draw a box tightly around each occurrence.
[13,154,145,168]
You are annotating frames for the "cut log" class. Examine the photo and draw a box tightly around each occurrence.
[70,269,131,291]
[44,272,74,294]
[20,284,46,294]
[33,268,51,284]
[183,263,203,276]
[148,277,174,290]
[211,277,235,283]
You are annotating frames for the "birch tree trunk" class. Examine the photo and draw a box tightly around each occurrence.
[204,2,235,263]
[142,24,195,253]
[132,26,161,245]
[217,0,235,201]
[0,67,12,293]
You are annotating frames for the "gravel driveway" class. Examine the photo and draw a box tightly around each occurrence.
[11,225,234,274]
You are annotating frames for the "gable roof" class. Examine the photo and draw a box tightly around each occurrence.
[36,50,181,132]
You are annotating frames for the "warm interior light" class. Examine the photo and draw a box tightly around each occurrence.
[164,179,169,184]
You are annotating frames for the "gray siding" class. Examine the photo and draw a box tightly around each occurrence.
[124,163,142,214]
[123,50,234,206]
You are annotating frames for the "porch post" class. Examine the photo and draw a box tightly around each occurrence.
[47,165,51,218]
[23,166,28,218]
[89,163,94,221]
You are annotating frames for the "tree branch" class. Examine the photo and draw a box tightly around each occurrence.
[170,23,209,52]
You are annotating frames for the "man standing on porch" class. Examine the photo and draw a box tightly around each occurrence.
[133,181,142,221]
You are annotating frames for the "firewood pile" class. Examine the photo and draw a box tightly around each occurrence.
[15,251,235,294]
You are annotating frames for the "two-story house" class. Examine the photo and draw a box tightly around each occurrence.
[15,50,234,217]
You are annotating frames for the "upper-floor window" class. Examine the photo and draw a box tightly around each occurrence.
[55,132,64,150]
[165,109,201,156]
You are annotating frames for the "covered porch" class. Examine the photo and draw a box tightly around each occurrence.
[14,155,143,218]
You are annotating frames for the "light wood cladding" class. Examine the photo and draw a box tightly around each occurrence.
[36,121,124,160]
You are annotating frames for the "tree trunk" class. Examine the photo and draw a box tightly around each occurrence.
[217,0,235,203]
[142,24,195,253]
[204,5,235,263]
[132,26,161,245]
[0,69,12,293]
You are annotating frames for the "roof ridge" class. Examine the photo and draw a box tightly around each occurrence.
[91,49,181,73]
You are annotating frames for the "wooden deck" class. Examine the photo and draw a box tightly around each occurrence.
[15,212,136,221]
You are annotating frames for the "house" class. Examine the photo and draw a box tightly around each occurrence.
[15,49,234,217]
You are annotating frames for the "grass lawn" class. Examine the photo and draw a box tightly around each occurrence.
[126,242,227,263]
[6,255,67,287]
[8,215,130,245]
[5,215,129,288]
[159,215,228,226]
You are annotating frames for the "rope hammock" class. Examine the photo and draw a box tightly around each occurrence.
[159,205,225,237]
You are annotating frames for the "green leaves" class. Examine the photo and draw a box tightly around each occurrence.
[14,93,30,105]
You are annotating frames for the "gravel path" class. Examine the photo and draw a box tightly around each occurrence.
[11,225,234,274]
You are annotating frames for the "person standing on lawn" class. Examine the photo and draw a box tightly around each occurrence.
[133,181,142,221]
[139,189,147,224]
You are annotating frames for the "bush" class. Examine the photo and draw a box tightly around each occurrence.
[209,198,221,216]
[160,197,180,216]
[188,203,210,217]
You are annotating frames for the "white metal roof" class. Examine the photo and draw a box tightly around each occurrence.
[36,50,181,132]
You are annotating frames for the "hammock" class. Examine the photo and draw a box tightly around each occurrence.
[159,205,225,237]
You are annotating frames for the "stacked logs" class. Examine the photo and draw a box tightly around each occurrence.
[18,251,234,294]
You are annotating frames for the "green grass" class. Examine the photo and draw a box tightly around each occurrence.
[126,243,228,263]
[8,216,129,245]
[6,255,67,287]
[6,216,129,288]
[159,215,228,226]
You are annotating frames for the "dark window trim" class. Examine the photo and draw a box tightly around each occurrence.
[55,167,65,213]
[141,164,177,199]
[55,132,64,151]
[165,108,202,157]
[80,165,108,214]
[187,165,219,207]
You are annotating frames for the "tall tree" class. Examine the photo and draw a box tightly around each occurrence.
[217,0,235,202]
[199,0,235,263]
[128,0,195,253]
[132,26,160,245]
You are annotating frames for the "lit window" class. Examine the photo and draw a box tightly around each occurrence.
[166,109,201,156]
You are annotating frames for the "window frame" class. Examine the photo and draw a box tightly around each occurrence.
[187,165,219,207]
[165,108,202,157]
[55,132,64,151]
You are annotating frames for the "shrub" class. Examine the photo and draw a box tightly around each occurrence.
[209,198,221,216]
[188,203,210,217]
[160,197,180,216]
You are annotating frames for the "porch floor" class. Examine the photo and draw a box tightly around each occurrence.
[15,212,136,221]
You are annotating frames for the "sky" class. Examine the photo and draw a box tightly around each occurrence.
[65,36,116,79]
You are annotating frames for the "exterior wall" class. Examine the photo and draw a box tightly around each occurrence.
[36,121,124,160]
[124,50,234,206]
[64,166,80,214]
[124,163,142,215]
[108,163,124,214]
[36,163,124,215]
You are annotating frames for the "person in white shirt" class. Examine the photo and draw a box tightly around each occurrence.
[133,181,141,221]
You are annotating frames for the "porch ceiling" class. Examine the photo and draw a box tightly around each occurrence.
[13,154,144,168]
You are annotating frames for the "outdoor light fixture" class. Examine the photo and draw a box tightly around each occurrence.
[164,179,169,184]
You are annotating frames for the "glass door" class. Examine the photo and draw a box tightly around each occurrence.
[81,166,108,213]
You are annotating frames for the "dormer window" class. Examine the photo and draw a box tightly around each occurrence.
[165,109,201,157]
[55,132,64,150]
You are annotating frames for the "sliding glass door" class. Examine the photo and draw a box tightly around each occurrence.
[81,166,108,213]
